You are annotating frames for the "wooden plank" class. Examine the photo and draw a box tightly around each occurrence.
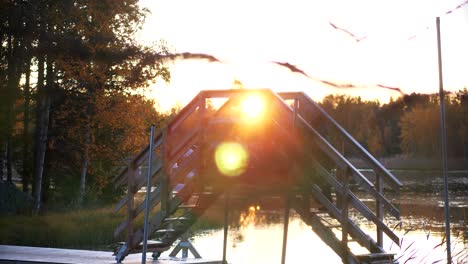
[356,253,396,262]
[201,88,271,99]
[0,245,221,264]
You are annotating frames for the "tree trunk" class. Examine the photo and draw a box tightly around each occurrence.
[33,53,49,214]
[0,146,5,181]
[78,110,91,207]
[5,8,21,186]
[22,60,31,193]
[6,139,12,183]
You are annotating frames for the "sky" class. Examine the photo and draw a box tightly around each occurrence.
[136,0,468,112]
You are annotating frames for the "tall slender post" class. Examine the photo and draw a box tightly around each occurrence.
[436,17,452,264]
[376,173,383,247]
[341,168,349,255]
[281,192,290,264]
[142,125,155,264]
[222,192,230,264]
[281,99,298,264]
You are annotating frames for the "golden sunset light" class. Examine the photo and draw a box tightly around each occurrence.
[240,94,266,121]
[2,1,467,264]
[137,0,468,112]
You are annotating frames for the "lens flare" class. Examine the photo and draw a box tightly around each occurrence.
[241,94,265,120]
[214,142,249,177]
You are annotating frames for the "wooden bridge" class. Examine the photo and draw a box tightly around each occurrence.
[112,89,403,264]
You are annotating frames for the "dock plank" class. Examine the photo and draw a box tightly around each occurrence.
[0,245,221,264]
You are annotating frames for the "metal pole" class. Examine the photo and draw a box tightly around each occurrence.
[222,192,230,264]
[281,192,290,264]
[436,17,452,264]
[142,125,155,264]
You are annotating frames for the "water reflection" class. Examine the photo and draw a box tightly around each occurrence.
[184,210,466,263]
[160,171,467,263]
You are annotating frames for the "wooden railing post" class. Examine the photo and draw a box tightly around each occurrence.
[281,98,298,264]
[198,96,206,185]
[222,191,230,264]
[161,131,169,216]
[341,167,350,258]
[376,173,384,247]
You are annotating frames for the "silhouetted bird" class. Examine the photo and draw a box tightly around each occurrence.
[329,22,367,42]
[163,52,221,63]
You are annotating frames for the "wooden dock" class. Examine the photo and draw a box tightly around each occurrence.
[0,245,221,264]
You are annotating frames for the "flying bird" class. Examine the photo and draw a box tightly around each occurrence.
[376,84,404,94]
[320,80,356,89]
[329,22,367,42]
[271,61,404,94]
[271,61,312,78]
[163,52,222,63]
[446,0,468,14]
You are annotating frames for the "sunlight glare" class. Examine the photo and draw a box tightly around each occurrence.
[241,94,266,121]
[214,142,249,177]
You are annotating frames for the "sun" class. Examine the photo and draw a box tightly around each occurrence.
[240,94,266,121]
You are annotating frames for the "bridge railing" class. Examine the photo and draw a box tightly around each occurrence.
[275,91,401,250]
[112,89,401,260]
[278,92,402,190]
[112,93,209,258]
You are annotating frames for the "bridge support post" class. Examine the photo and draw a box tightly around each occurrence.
[161,132,169,217]
[222,192,230,264]
[281,191,290,264]
[169,231,202,258]
[376,173,383,248]
[341,168,350,261]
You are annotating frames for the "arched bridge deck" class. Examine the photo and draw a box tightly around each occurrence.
[112,89,402,264]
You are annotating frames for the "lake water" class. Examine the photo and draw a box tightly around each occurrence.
[161,171,467,263]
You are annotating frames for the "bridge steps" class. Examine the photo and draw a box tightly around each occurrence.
[112,89,401,264]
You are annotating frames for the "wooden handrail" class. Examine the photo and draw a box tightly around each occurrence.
[113,131,164,187]
[278,92,402,190]
[168,94,202,133]
[313,160,400,245]
[271,91,400,218]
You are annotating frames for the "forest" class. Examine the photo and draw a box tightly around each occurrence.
[1,0,467,212]
[0,0,172,212]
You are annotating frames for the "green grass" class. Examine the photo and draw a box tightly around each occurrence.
[0,207,126,251]
[0,204,225,251]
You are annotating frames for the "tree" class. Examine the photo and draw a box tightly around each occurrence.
[320,95,384,156]
[0,0,171,211]
[400,105,440,156]
[47,92,166,204]
[50,0,170,206]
